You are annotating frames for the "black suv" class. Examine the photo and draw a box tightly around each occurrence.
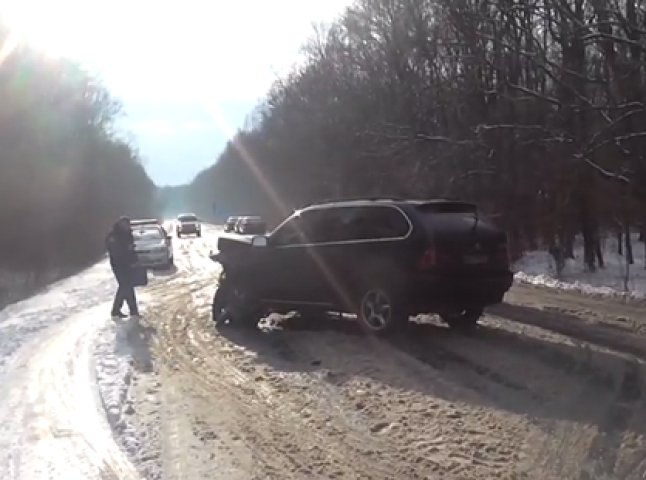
[212,198,513,334]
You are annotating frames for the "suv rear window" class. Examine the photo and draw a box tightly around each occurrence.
[179,215,197,221]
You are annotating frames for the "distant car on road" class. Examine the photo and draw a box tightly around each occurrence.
[212,198,513,334]
[235,216,266,235]
[176,213,201,238]
[132,224,173,269]
[224,216,241,233]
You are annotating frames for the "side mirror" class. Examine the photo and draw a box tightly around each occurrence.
[166,235,172,240]
[251,235,268,247]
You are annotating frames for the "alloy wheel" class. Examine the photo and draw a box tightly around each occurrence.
[360,289,393,331]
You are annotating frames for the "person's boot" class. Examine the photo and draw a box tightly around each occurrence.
[111,311,127,319]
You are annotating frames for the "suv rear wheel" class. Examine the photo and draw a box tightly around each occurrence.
[440,307,483,330]
[356,285,407,335]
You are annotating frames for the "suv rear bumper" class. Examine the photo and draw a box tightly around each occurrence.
[136,250,172,267]
[408,271,514,311]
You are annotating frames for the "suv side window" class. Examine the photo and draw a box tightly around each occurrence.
[271,209,356,245]
[306,209,342,243]
[271,206,409,246]
[361,206,410,239]
[330,206,409,242]
[271,215,307,246]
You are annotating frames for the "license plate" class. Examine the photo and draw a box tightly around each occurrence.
[463,254,488,264]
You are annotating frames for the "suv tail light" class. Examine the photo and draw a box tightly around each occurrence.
[417,246,437,270]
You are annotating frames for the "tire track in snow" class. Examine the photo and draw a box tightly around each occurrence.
[0,305,141,480]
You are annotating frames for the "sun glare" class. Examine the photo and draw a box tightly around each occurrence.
[0,30,19,66]
[2,1,86,57]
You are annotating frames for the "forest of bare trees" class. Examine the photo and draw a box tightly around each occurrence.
[0,24,155,281]
[190,0,646,270]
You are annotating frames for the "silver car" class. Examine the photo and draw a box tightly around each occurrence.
[235,216,266,235]
[132,224,174,269]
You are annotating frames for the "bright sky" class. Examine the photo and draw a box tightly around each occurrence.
[2,0,351,185]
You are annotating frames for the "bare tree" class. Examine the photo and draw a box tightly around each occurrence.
[0,28,155,275]
[188,0,646,270]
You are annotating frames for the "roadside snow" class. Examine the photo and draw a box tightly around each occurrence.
[514,234,646,300]
[94,318,161,480]
[0,261,115,374]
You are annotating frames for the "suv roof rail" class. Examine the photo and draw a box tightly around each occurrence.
[301,196,408,208]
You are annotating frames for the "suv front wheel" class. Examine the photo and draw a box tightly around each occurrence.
[356,285,407,335]
[212,275,261,329]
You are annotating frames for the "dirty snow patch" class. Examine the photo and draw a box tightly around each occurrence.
[514,234,646,301]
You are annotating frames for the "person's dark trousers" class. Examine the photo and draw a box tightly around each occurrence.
[111,266,139,315]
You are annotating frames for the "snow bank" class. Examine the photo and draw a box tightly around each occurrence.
[0,268,69,309]
[94,322,133,429]
[94,319,161,480]
[0,262,115,374]
[514,234,646,300]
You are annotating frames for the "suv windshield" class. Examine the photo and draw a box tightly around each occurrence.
[179,215,197,222]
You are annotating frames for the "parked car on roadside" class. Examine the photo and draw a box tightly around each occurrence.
[132,218,172,244]
[211,198,513,334]
[235,216,266,235]
[176,213,201,238]
[132,224,174,269]
[132,218,172,245]
[224,216,241,233]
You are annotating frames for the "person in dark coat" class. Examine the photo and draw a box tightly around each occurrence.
[106,216,140,318]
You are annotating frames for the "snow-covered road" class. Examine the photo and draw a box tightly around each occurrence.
[0,304,141,479]
[0,225,219,480]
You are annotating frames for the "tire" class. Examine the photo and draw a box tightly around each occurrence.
[355,283,408,335]
[197,231,202,238]
[441,307,483,330]
[212,276,260,329]
[177,231,181,238]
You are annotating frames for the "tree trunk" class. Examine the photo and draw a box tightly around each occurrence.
[595,235,605,269]
[625,223,634,265]
[508,226,522,264]
[564,233,575,259]
[549,241,565,277]
[617,227,623,255]
[580,201,596,272]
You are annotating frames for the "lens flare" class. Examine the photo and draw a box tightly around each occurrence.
[0,31,19,67]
